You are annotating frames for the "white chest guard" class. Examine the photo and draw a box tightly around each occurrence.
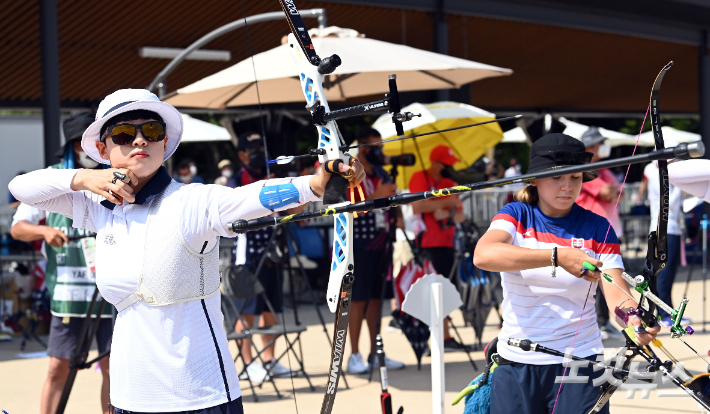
[115,182,220,312]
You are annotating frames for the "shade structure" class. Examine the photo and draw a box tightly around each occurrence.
[559,117,642,147]
[165,27,512,109]
[371,102,504,189]
[502,126,528,144]
[180,114,231,142]
[638,126,701,147]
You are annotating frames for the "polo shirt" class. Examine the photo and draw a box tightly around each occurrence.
[488,202,623,365]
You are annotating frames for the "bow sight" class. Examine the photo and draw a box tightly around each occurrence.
[308,73,420,135]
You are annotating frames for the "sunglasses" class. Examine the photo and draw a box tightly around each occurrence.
[104,121,166,145]
[539,151,593,165]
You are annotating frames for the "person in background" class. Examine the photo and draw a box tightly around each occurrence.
[485,159,504,181]
[345,128,405,375]
[187,159,205,183]
[635,156,686,325]
[409,145,467,351]
[232,132,293,383]
[575,126,623,339]
[214,159,236,187]
[175,159,196,184]
[10,112,112,414]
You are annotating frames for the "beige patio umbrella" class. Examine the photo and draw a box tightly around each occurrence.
[165,26,512,109]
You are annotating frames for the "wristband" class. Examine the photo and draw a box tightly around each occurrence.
[551,247,557,277]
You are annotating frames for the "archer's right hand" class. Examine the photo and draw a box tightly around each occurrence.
[71,168,138,205]
[43,227,69,247]
[557,248,603,283]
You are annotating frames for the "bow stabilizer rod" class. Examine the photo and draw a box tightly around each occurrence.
[230,142,704,233]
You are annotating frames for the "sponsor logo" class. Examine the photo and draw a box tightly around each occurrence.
[363,102,386,111]
[572,238,585,248]
[524,229,534,237]
[283,0,299,15]
[326,329,346,394]
[103,234,116,245]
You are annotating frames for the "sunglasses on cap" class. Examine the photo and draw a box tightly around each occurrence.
[103,121,167,146]
[538,150,593,165]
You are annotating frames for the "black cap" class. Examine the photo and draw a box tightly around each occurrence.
[527,133,598,182]
[55,112,95,157]
[237,131,263,151]
[580,126,607,148]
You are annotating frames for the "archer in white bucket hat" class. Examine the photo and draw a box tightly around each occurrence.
[82,88,183,165]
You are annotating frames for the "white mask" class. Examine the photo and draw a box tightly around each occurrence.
[222,170,233,178]
[179,174,192,183]
[76,151,99,169]
[597,142,611,159]
[189,165,198,176]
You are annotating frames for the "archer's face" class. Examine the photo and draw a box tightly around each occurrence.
[533,173,583,212]
[96,118,168,178]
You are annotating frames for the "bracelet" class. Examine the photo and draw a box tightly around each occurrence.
[551,247,557,277]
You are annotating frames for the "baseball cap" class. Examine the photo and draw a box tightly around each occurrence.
[237,132,263,151]
[527,133,598,182]
[430,145,460,166]
[580,126,607,148]
[217,159,232,169]
[81,89,183,165]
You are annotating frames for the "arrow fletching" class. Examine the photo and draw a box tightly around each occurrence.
[270,155,296,165]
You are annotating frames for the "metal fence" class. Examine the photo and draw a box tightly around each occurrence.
[461,182,644,226]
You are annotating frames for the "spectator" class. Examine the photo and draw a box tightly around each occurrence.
[345,128,405,375]
[10,112,112,414]
[231,132,293,382]
[409,145,467,351]
[175,159,204,184]
[575,127,624,339]
[214,159,236,187]
[635,158,685,324]
[576,127,622,235]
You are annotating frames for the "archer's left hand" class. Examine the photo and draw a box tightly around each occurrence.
[631,316,661,346]
[309,157,365,198]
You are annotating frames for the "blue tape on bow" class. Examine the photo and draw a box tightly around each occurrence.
[259,183,299,210]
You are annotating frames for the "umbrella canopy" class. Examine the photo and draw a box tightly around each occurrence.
[371,102,504,189]
[560,117,646,147]
[180,114,231,142]
[638,126,700,147]
[502,126,528,143]
[165,26,512,109]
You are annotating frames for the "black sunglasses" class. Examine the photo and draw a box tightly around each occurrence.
[104,121,167,145]
[539,151,593,165]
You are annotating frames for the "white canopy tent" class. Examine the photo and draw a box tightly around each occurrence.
[166,26,512,109]
[180,114,231,142]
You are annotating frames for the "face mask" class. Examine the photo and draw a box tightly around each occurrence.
[189,165,198,176]
[597,142,611,159]
[222,169,233,178]
[179,174,192,183]
[440,167,452,178]
[76,151,99,169]
[248,149,266,169]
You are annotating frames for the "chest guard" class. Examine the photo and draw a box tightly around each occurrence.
[115,182,220,312]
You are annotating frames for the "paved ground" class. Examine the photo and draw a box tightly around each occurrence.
[1,268,709,414]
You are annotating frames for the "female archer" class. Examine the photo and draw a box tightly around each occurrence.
[8,89,364,414]
[473,133,660,414]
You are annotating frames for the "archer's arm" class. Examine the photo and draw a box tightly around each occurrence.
[473,229,602,283]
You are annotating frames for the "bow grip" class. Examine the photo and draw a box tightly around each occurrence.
[322,159,350,204]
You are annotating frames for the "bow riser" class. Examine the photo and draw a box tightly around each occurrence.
[286,32,354,314]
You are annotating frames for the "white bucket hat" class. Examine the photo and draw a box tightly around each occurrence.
[82,89,183,165]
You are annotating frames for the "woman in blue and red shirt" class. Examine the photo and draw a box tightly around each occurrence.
[474,133,659,414]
